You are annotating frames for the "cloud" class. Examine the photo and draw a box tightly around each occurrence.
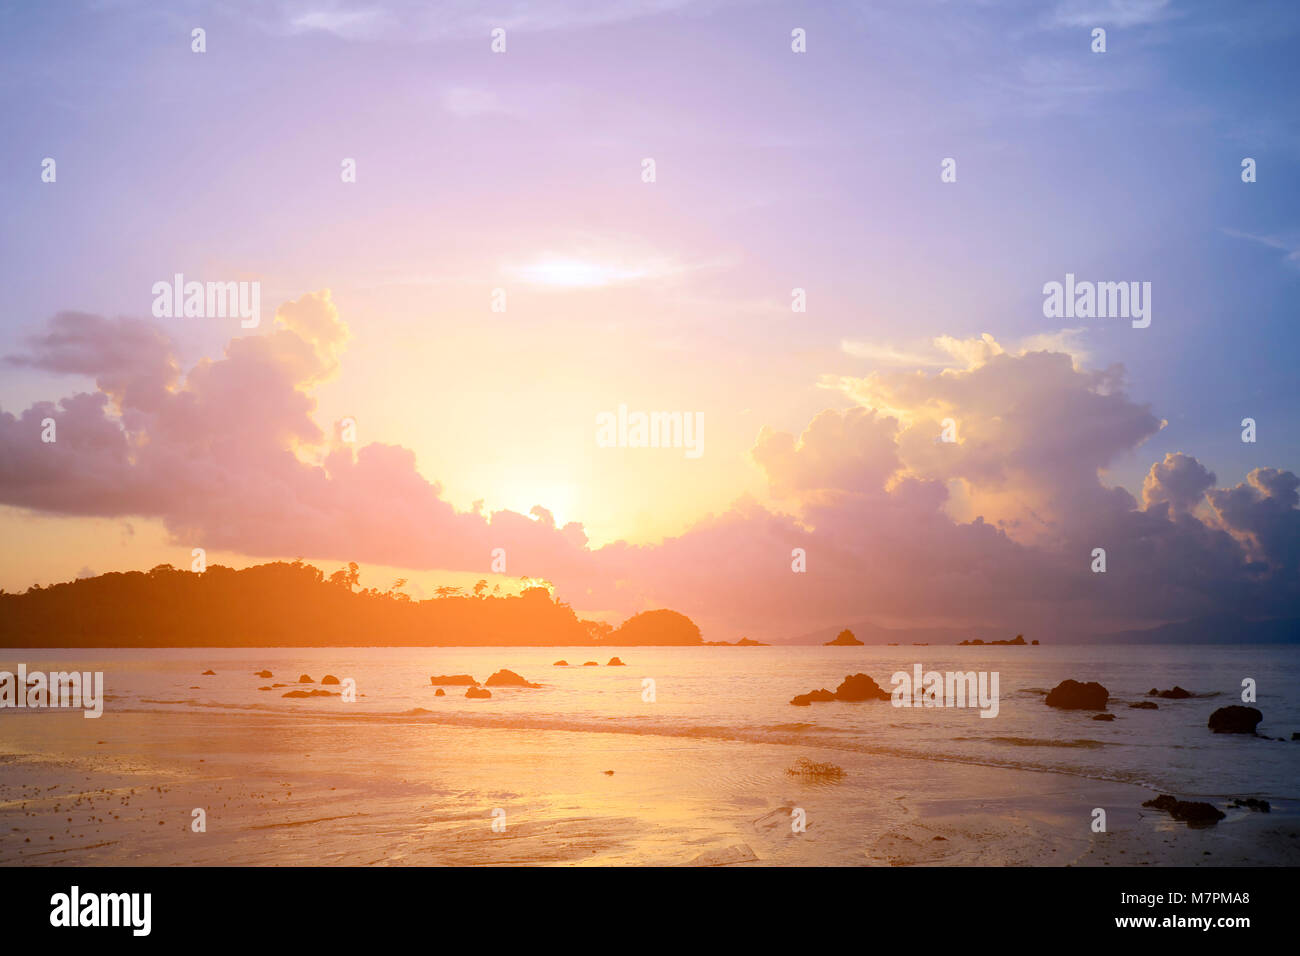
[502,252,687,288]
[0,292,595,580]
[2,306,1296,640]
[1143,451,1215,518]
[841,330,1089,370]
[1048,0,1174,28]
[1221,228,1300,268]
[238,0,737,42]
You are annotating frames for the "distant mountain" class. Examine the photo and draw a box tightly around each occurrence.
[1093,614,1300,645]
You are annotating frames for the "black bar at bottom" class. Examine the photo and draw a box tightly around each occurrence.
[0,865,1282,942]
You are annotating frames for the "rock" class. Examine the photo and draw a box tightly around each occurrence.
[484,669,540,688]
[834,673,891,702]
[786,758,845,779]
[790,688,836,706]
[1142,794,1225,826]
[553,660,569,666]
[1045,679,1109,710]
[298,674,314,683]
[1294,732,1300,741]
[321,675,340,685]
[201,669,216,675]
[466,686,492,699]
[1151,686,1192,699]
[282,689,337,698]
[1129,701,1159,709]
[429,674,478,685]
[1208,706,1263,734]
[582,661,598,666]
[1228,797,1271,812]
[255,670,272,678]
[434,688,445,696]
[824,629,863,646]
[1091,713,1116,721]
[258,686,272,691]
[603,770,614,775]
[607,657,626,666]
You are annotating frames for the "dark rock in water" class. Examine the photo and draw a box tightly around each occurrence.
[1129,701,1159,709]
[582,661,598,666]
[790,688,836,706]
[429,674,478,686]
[258,686,272,691]
[603,770,615,775]
[484,669,540,688]
[255,670,272,678]
[1045,679,1109,710]
[834,673,891,702]
[607,657,626,666]
[1229,797,1271,812]
[1292,732,1300,741]
[1142,794,1225,826]
[825,629,863,646]
[1151,686,1192,699]
[298,674,314,683]
[282,689,337,698]
[789,674,890,705]
[553,660,569,666]
[434,688,445,697]
[1207,706,1263,734]
[1091,713,1116,721]
[321,674,340,685]
[201,670,216,676]
[466,686,492,699]
[1148,688,1160,696]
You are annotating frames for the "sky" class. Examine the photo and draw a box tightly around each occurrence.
[0,0,1298,641]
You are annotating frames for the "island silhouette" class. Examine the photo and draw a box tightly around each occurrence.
[0,561,703,648]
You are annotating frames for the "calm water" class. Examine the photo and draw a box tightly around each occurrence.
[6,644,1298,800]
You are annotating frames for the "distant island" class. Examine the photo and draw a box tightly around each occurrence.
[959,634,1039,646]
[702,637,768,646]
[0,561,704,648]
[825,629,864,646]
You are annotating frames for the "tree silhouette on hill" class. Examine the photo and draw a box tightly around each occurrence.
[0,561,704,648]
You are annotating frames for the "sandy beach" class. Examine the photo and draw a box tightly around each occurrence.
[2,707,1295,867]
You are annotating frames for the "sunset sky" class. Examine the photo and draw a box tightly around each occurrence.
[1,0,1298,641]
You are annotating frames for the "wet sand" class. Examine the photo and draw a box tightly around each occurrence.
[1,709,1296,866]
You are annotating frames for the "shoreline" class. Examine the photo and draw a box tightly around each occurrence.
[2,709,1296,866]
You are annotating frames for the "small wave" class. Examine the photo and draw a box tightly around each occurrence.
[766,722,835,732]
[954,735,1108,749]
[980,736,1108,749]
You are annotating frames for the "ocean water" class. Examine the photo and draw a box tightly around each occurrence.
[5,644,1297,802]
